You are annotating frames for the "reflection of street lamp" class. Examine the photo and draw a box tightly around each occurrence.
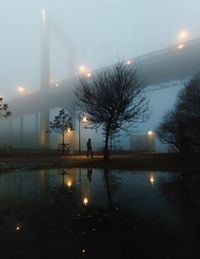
[149,173,155,187]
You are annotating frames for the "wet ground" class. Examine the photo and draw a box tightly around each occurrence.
[0,168,200,258]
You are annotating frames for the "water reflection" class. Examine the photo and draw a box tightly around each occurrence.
[0,169,200,258]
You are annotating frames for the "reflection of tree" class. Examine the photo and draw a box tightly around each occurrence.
[160,173,200,209]
[103,169,121,209]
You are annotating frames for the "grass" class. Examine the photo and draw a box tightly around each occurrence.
[0,152,200,173]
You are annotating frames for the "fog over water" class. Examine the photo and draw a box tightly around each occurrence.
[0,0,199,99]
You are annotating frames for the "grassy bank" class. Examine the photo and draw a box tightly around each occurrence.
[0,152,200,173]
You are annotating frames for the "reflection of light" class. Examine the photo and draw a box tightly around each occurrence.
[177,44,184,49]
[83,197,88,206]
[16,224,22,232]
[81,248,86,255]
[150,176,154,184]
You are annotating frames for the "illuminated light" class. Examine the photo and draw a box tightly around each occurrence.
[150,176,154,184]
[79,65,86,73]
[67,181,72,188]
[86,72,92,77]
[16,224,22,232]
[83,197,88,206]
[55,83,59,87]
[82,248,87,255]
[177,44,184,49]
[17,86,25,93]
[67,128,71,133]
[82,116,87,123]
[125,60,133,65]
[179,30,188,40]
[147,130,153,136]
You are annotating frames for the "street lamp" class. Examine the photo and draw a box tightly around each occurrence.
[78,112,88,154]
[146,130,153,152]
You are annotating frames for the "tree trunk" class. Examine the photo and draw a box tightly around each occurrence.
[104,126,110,161]
[62,133,65,155]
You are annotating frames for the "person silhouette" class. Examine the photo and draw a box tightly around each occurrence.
[87,138,93,158]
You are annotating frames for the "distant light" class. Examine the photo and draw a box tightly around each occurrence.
[16,224,22,232]
[67,181,72,188]
[67,128,71,133]
[125,60,133,65]
[82,116,87,123]
[179,30,188,40]
[17,86,25,93]
[86,72,92,77]
[79,65,86,73]
[150,176,154,184]
[83,197,88,206]
[177,44,184,49]
[55,83,59,87]
[147,130,153,136]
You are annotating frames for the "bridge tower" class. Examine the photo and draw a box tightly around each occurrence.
[40,9,50,147]
[39,9,76,149]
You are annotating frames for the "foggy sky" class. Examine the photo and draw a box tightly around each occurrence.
[0,0,199,99]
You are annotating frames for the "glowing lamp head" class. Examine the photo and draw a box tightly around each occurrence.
[82,116,87,123]
[177,44,184,49]
[179,30,188,40]
[83,197,88,206]
[67,181,72,187]
[18,86,25,93]
[148,130,153,136]
[125,60,132,65]
[86,72,92,78]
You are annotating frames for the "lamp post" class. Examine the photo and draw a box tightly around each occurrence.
[146,130,153,152]
[78,112,87,155]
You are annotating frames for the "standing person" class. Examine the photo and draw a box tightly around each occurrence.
[87,138,93,158]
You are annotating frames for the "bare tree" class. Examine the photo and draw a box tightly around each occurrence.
[0,97,11,118]
[47,109,73,154]
[75,62,150,160]
[157,76,200,157]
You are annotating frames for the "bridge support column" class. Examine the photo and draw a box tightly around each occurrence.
[20,116,24,148]
[39,108,49,148]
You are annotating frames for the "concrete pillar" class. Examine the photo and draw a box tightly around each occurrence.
[20,116,24,148]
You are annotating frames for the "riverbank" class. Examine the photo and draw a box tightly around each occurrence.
[0,152,200,173]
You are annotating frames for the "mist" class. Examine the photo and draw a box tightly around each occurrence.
[0,0,200,151]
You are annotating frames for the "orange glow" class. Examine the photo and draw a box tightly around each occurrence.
[67,181,72,187]
[83,197,88,205]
